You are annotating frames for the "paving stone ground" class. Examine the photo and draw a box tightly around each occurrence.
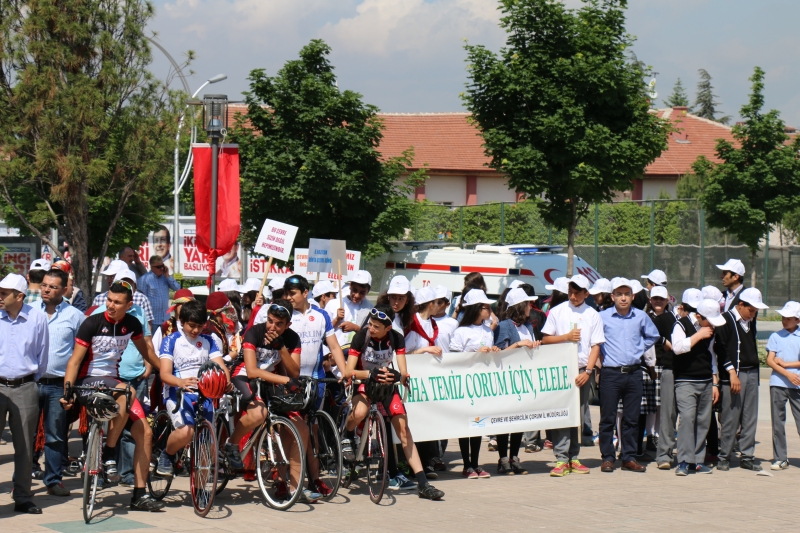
[2,380,799,533]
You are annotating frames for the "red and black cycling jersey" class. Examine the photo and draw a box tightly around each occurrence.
[75,312,144,378]
[349,328,406,371]
[236,324,302,377]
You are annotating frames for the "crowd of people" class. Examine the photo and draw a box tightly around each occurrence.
[2,249,800,515]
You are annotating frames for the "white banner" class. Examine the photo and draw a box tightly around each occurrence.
[404,344,580,442]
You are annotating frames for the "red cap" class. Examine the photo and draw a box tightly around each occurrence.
[206,291,230,312]
[173,288,194,301]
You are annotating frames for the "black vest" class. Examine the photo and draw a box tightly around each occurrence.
[673,316,714,381]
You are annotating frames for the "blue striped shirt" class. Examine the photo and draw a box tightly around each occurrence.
[36,299,86,378]
[0,304,49,380]
[137,271,180,324]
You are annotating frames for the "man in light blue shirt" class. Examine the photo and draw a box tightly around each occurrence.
[137,254,180,325]
[35,268,85,496]
[597,278,659,473]
[0,273,49,514]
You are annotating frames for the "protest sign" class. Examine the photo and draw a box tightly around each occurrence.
[403,344,580,442]
[293,248,361,282]
[253,219,298,262]
[307,238,333,273]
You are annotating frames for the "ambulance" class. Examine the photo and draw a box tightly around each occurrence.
[379,243,602,298]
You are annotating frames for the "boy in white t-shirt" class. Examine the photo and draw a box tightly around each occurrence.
[541,274,605,477]
[324,270,372,349]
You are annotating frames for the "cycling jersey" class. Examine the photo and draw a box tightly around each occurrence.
[237,324,301,377]
[75,312,144,379]
[159,331,220,380]
[289,305,334,379]
[349,328,406,372]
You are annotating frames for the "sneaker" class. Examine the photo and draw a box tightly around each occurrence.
[543,440,553,450]
[313,479,333,497]
[462,467,479,479]
[497,457,513,475]
[550,461,570,477]
[103,460,120,483]
[474,467,491,478]
[431,457,446,471]
[32,469,44,480]
[568,459,589,474]
[301,489,322,503]
[119,476,135,487]
[739,458,762,471]
[581,437,595,447]
[510,456,528,475]
[46,483,70,497]
[717,459,730,471]
[657,461,672,470]
[695,464,713,474]
[592,433,599,446]
[397,460,413,477]
[675,462,689,476]
[341,439,355,462]
[525,442,542,453]
[156,451,174,478]
[224,442,244,470]
[130,493,166,512]
[418,483,444,500]
[771,460,789,471]
[388,473,416,490]
[487,438,497,452]
[424,465,438,480]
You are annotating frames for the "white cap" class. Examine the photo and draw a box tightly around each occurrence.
[387,276,411,295]
[30,259,51,272]
[569,274,591,290]
[701,285,723,302]
[238,278,262,294]
[0,273,28,293]
[350,270,372,286]
[101,259,128,276]
[589,278,612,295]
[268,277,286,291]
[630,280,644,294]
[739,287,768,310]
[217,279,238,292]
[681,288,703,309]
[415,287,436,305]
[716,259,745,277]
[508,280,524,290]
[462,289,495,306]
[776,301,800,318]
[433,284,452,302]
[312,279,337,298]
[697,299,726,327]
[505,287,537,307]
[545,277,569,293]
[611,277,632,292]
[641,269,667,285]
[649,286,668,299]
[114,269,137,284]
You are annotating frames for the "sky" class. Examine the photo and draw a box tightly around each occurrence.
[148,0,800,126]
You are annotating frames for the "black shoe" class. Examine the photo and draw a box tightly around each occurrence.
[740,458,763,471]
[423,465,438,480]
[14,501,42,514]
[646,435,658,452]
[418,484,444,500]
[717,459,730,471]
[130,494,166,512]
[31,470,44,480]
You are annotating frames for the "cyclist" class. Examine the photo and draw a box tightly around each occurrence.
[155,300,232,477]
[61,280,165,512]
[343,304,445,501]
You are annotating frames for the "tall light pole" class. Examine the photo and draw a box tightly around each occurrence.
[200,95,229,274]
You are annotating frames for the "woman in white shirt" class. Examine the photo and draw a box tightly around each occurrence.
[405,287,443,356]
[375,275,416,334]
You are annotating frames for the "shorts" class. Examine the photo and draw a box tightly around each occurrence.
[165,388,214,429]
[75,376,146,423]
[357,383,406,418]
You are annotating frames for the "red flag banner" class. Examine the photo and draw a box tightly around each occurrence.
[192,143,240,287]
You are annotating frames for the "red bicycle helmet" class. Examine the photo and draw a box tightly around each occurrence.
[197,361,227,399]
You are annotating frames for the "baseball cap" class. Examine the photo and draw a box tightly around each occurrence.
[387,276,411,295]
[350,270,372,286]
[217,279,238,292]
[696,299,726,327]
[545,277,569,294]
[630,280,644,294]
[101,259,128,276]
[701,285,724,302]
[610,277,632,292]
[238,277,262,294]
[462,289,495,306]
[739,287,768,310]
[415,287,436,305]
[569,274,591,290]
[649,286,668,299]
[716,259,745,277]
[433,284,452,302]
[589,278,611,295]
[268,277,286,291]
[0,273,28,293]
[113,269,137,284]
[30,259,51,272]
[681,288,703,309]
[505,287,538,307]
[508,280,524,290]
[641,269,667,286]
[312,279,337,298]
[776,301,800,318]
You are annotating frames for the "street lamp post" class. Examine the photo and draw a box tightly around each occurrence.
[200,94,228,280]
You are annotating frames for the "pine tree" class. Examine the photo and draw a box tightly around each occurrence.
[694,69,731,124]
[664,78,691,109]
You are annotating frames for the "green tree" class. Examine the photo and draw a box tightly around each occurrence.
[462,0,669,274]
[699,67,800,286]
[664,78,691,109]
[0,0,185,296]
[232,40,424,260]
[694,68,731,124]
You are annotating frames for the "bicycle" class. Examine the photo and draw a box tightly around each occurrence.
[301,377,343,500]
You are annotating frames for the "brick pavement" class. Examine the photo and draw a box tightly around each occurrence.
[1,380,798,533]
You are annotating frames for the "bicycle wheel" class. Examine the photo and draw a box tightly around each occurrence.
[214,414,231,495]
[366,412,388,504]
[147,410,173,500]
[257,416,306,511]
[190,419,218,517]
[309,410,342,500]
[82,424,102,523]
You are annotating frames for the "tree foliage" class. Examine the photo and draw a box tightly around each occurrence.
[232,40,423,260]
[664,78,691,109]
[462,0,669,274]
[0,0,184,296]
[694,68,730,124]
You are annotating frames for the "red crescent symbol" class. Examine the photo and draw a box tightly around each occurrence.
[544,269,561,284]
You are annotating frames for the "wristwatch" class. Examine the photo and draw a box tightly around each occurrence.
[584,368,594,375]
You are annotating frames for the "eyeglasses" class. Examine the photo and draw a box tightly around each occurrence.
[370,308,390,321]
[112,280,133,292]
[269,304,291,318]
[151,264,165,270]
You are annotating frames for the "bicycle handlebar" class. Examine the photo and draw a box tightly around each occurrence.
[63,382,132,414]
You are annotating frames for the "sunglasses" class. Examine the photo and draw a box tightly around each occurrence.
[269,304,291,318]
[112,280,133,292]
[370,308,390,321]
[286,277,302,285]
[151,264,165,270]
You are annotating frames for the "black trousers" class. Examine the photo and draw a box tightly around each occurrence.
[599,368,642,463]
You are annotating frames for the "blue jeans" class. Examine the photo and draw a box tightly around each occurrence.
[118,375,149,482]
[38,382,68,488]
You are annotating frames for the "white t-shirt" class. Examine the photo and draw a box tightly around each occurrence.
[541,301,605,367]
[433,315,459,352]
[516,324,533,342]
[392,314,404,335]
[450,323,494,352]
[325,295,372,348]
[159,331,220,380]
[405,313,436,353]
[151,320,181,358]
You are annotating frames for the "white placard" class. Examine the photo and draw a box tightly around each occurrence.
[293,248,361,281]
[253,218,298,262]
[307,238,333,273]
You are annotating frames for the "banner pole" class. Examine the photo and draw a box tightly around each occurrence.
[258,257,274,297]
[338,260,343,307]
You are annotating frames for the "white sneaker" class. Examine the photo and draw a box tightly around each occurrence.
[771,460,789,470]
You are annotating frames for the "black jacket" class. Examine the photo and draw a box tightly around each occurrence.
[673,317,714,381]
[714,310,758,380]
[650,311,677,368]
